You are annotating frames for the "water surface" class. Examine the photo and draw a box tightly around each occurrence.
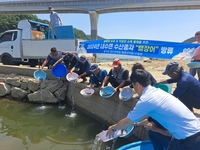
[0,98,105,150]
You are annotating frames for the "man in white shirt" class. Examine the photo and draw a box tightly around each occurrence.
[49,6,62,39]
[106,69,200,150]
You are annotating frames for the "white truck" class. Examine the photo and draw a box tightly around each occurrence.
[0,20,77,67]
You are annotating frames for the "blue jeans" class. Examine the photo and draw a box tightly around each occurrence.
[48,59,64,69]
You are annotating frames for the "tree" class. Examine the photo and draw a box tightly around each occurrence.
[0,14,48,33]
[0,14,93,40]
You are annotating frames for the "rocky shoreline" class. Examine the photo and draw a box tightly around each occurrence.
[0,73,69,103]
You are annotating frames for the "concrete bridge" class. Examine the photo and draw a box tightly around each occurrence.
[0,0,200,39]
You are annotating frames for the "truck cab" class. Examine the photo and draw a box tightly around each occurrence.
[0,20,76,66]
[0,30,21,65]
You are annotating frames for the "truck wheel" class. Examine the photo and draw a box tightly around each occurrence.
[2,56,13,65]
[29,59,38,67]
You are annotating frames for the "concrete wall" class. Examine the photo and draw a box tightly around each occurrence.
[66,82,149,140]
[0,64,149,140]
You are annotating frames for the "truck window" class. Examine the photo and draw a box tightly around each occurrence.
[13,31,17,41]
[0,32,13,43]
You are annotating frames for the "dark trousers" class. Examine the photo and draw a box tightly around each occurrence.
[74,70,92,80]
[178,91,200,111]
[190,68,200,81]
[148,130,171,150]
[107,76,131,88]
[64,60,74,71]
[48,59,56,67]
[168,132,200,150]
[149,130,200,150]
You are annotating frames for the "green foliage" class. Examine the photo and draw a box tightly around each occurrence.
[74,28,89,40]
[86,35,105,40]
[0,14,101,40]
[0,14,48,33]
[183,37,195,43]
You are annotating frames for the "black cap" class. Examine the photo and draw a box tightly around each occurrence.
[64,53,73,61]
[162,62,179,75]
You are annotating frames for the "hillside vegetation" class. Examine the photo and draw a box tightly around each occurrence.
[0,14,91,40]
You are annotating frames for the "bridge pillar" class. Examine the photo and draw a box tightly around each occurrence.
[89,11,99,40]
[89,11,99,62]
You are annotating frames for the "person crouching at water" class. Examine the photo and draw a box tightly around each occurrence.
[40,47,67,70]
[129,62,157,87]
[101,58,131,92]
[70,55,92,83]
[52,52,79,73]
[157,62,200,112]
[106,69,200,150]
[89,64,107,93]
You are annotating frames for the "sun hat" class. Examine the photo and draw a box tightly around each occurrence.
[112,58,121,67]
[162,62,179,75]
[79,55,86,62]
[90,64,98,72]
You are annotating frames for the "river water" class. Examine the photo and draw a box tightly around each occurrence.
[0,98,132,150]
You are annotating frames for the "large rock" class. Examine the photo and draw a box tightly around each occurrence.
[27,79,40,92]
[28,89,58,103]
[11,87,28,100]
[21,78,28,90]
[0,82,11,96]
[5,77,21,87]
[54,83,68,101]
[40,80,58,89]
[47,80,64,93]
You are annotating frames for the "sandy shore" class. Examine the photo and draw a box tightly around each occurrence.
[93,59,200,117]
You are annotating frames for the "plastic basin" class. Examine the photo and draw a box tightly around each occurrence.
[80,88,95,97]
[33,70,46,80]
[52,64,68,78]
[154,84,170,93]
[99,86,114,98]
[187,62,200,68]
[119,88,134,101]
[117,140,154,150]
[66,72,78,82]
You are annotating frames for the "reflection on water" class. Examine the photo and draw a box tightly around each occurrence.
[0,98,133,150]
[0,98,107,150]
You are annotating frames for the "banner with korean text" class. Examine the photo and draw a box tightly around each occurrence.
[78,39,200,60]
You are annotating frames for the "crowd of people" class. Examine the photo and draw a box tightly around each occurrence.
[39,31,200,150]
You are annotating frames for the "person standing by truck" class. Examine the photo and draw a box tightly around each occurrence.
[49,6,62,39]
[40,47,66,70]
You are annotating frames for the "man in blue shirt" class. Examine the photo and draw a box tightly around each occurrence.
[89,64,107,93]
[158,62,200,111]
[70,55,92,83]
[106,69,200,150]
